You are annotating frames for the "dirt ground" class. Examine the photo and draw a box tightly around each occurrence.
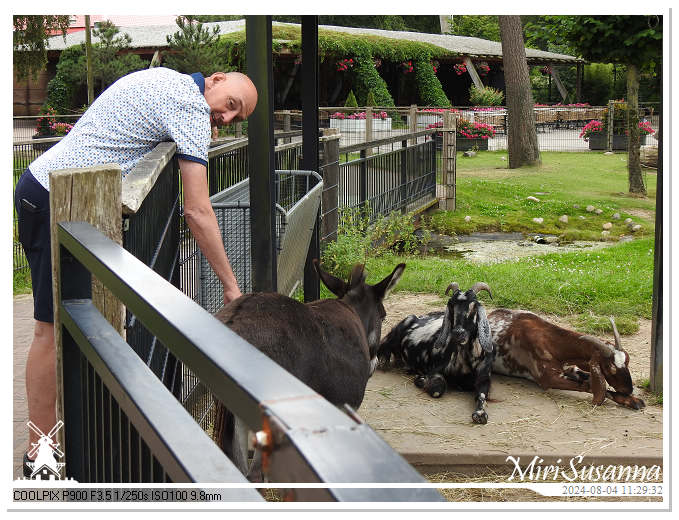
[359,292,663,483]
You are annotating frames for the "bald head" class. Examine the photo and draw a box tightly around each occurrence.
[204,71,258,127]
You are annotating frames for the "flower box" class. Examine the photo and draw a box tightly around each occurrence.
[330,118,392,133]
[587,134,647,151]
[32,134,58,152]
[456,137,489,151]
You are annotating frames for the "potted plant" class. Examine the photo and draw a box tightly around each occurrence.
[427,118,495,151]
[32,106,59,151]
[580,118,654,150]
[330,110,392,132]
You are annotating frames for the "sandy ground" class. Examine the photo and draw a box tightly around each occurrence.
[359,292,662,481]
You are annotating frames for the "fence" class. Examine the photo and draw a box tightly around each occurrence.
[53,173,444,498]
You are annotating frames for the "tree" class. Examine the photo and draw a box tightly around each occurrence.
[534,16,662,195]
[89,21,148,92]
[164,16,230,76]
[499,15,540,168]
[13,15,71,82]
[450,15,501,41]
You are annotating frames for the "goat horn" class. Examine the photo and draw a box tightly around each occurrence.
[471,282,493,299]
[445,282,459,295]
[579,335,614,357]
[609,316,622,351]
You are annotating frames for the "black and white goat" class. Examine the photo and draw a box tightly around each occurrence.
[377,282,494,424]
[212,260,406,478]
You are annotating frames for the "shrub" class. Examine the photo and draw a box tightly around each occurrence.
[344,90,358,108]
[456,119,496,139]
[469,85,505,106]
[365,90,377,107]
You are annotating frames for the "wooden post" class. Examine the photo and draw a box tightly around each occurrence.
[409,104,417,146]
[441,111,457,211]
[365,106,373,156]
[283,110,291,144]
[463,57,483,89]
[549,67,568,103]
[50,163,124,466]
[235,121,243,138]
[321,129,340,244]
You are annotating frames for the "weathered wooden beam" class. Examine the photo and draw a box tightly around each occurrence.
[550,67,568,102]
[463,57,484,89]
[50,163,124,458]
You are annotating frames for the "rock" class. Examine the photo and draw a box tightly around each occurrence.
[594,208,603,215]
[573,204,580,209]
[624,218,633,224]
[464,215,472,222]
[601,230,611,238]
[463,151,477,158]
[518,240,535,247]
[526,196,540,202]
[604,151,615,155]
[602,222,613,230]
[632,224,642,233]
[544,236,559,244]
[500,156,506,161]
[586,205,595,212]
[619,236,634,243]
[532,217,544,225]
[579,216,586,220]
[612,212,621,220]
[558,215,569,224]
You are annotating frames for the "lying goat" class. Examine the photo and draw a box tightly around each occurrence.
[212,260,406,478]
[488,309,645,410]
[378,282,494,424]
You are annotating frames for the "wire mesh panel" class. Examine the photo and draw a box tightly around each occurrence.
[198,171,322,314]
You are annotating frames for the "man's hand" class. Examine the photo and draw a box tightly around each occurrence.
[223,286,242,307]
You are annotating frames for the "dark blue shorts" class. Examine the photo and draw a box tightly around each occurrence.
[15,169,53,323]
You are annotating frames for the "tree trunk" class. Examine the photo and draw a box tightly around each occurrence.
[439,15,451,34]
[498,15,541,168]
[627,63,646,195]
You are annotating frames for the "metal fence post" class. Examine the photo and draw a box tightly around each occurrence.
[409,104,417,146]
[607,100,615,152]
[400,139,408,213]
[650,105,663,393]
[365,106,373,156]
[359,148,368,211]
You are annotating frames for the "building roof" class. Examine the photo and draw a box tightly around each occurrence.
[46,19,583,64]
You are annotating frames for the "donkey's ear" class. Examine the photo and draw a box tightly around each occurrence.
[589,354,607,406]
[314,259,347,298]
[373,263,406,301]
[348,263,367,290]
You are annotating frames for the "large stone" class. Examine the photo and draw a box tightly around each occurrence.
[594,208,603,215]
[532,217,544,224]
[464,215,472,223]
[586,205,595,212]
[558,215,569,224]
[526,196,540,202]
[612,212,621,220]
[602,222,613,230]
[632,224,642,233]
[624,218,633,224]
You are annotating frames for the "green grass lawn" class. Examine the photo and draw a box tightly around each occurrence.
[322,151,657,334]
[431,151,656,241]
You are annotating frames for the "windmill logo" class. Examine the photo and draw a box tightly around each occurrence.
[25,421,65,480]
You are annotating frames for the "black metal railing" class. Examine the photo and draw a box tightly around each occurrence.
[57,220,444,500]
[338,130,437,221]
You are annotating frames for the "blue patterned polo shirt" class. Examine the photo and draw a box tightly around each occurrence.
[29,67,211,190]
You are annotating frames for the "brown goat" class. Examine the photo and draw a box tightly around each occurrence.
[488,309,645,410]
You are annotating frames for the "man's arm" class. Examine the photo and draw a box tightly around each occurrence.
[179,159,242,306]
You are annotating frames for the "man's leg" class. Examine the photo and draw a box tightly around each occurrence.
[25,320,56,452]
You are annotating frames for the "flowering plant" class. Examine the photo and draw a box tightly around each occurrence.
[541,66,552,75]
[420,108,460,114]
[52,122,74,136]
[637,120,656,135]
[579,120,604,140]
[426,119,495,140]
[35,106,57,136]
[477,62,490,76]
[431,60,439,74]
[336,58,354,72]
[330,111,389,120]
[454,63,467,75]
[402,60,413,74]
[373,58,382,68]
[457,119,495,139]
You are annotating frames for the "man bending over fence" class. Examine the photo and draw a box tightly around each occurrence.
[14,67,258,477]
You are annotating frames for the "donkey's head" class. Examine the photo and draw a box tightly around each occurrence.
[314,260,406,372]
[580,317,634,399]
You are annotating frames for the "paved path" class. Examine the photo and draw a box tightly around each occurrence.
[13,294,33,480]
